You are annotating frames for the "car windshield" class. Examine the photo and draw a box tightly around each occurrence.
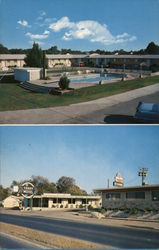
[139,103,159,112]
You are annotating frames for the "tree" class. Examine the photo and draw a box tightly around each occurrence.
[31,175,57,195]
[56,176,87,195]
[0,44,9,54]
[47,46,60,54]
[57,176,75,193]
[66,185,87,195]
[24,42,48,68]
[0,185,9,201]
[145,42,159,54]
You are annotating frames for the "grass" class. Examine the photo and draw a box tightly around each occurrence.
[0,222,108,248]
[0,75,159,111]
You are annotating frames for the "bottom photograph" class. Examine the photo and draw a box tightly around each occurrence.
[0,125,159,249]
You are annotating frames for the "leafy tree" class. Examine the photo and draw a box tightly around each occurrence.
[56,176,87,195]
[145,42,159,54]
[47,46,60,54]
[31,175,57,195]
[24,42,48,68]
[57,176,75,193]
[0,44,9,54]
[0,185,9,201]
[66,185,87,195]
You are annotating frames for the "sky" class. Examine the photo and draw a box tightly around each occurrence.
[0,125,159,193]
[0,0,159,51]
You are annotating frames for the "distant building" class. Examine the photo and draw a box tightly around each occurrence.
[0,54,159,70]
[0,54,26,70]
[94,185,159,210]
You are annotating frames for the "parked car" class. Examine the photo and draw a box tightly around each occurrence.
[134,102,159,123]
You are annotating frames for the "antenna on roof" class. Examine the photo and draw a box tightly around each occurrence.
[138,167,148,186]
[107,179,109,188]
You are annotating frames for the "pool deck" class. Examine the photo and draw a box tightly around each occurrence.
[30,73,132,89]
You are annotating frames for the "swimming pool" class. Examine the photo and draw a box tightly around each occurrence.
[70,73,126,83]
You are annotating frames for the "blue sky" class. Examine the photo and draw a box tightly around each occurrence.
[0,0,159,51]
[0,126,159,193]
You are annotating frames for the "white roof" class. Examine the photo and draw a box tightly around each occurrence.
[0,54,26,60]
[39,193,101,199]
[0,54,159,60]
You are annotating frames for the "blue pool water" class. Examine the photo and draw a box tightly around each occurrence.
[70,73,125,83]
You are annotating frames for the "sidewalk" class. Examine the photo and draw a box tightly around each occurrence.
[0,83,159,124]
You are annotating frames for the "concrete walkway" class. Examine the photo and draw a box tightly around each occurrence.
[0,83,159,124]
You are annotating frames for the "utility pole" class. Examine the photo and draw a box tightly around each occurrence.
[138,167,148,186]
[43,50,46,80]
[107,179,109,188]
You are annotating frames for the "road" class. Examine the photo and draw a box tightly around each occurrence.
[63,91,159,124]
[0,233,38,249]
[0,213,159,248]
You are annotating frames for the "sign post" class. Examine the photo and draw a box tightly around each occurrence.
[20,182,35,210]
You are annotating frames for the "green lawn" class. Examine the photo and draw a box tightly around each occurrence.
[0,75,159,111]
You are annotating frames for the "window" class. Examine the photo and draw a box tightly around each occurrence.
[58,198,62,204]
[32,198,40,207]
[82,199,86,204]
[53,198,56,203]
[42,198,48,207]
[106,192,121,200]
[152,191,159,201]
[68,199,75,204]
[126,191,145,199]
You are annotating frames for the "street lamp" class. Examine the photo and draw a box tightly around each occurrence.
[138,167,148,186]
[122,63,125,81]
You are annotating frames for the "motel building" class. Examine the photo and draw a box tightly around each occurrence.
[0,54,159,71]
[3,193,102,210]
[94,185,159,210]
[31,193,101,210]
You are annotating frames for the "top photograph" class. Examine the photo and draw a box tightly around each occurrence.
[0,0,159,124]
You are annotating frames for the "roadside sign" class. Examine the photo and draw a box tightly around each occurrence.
[20,182,35,198]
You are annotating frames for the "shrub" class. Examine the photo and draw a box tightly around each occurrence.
[60,204,63,208]
[100,208,106,214]
[59,76,70,90]
[124,208,130,214]
[130,208,138,215]
[88,205,93,210]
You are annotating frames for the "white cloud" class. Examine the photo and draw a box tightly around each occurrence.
[49,16,137,45]
[26,30,50,40]
[43,30,50,35]
[17,19,31,28]
[49,16,74,31]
